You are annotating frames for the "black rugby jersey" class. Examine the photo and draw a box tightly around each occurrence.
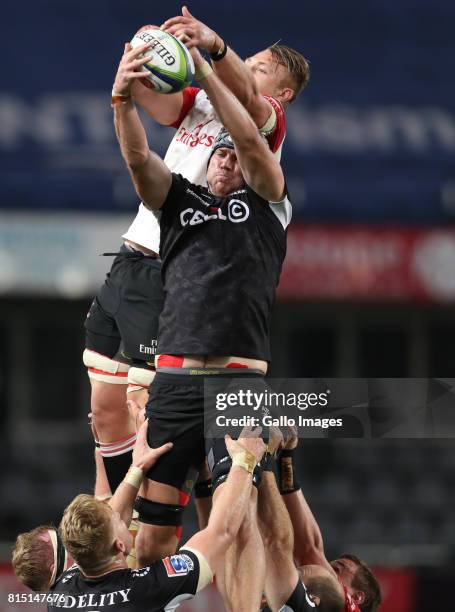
[47,550,199,611]
[157,174,290,361]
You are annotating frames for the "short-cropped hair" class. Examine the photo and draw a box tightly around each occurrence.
[268,43,311,101]
[305,574,345,612]
[12,525,55,592]
[340,554,382,612]
[60,494,114,573]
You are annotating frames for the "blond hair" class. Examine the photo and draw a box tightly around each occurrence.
[268,43,311,102]
[60,494,114,573]
[12,525,55,592]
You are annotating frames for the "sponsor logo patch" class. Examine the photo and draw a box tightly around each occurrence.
[180,198,250,227]
[180,554,194,571]
[163,555,190,577]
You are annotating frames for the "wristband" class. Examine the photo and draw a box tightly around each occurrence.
[195,61,213,81]
[112,88,131,98]
[124,466,143,490]
[111,88,131,107]
[210,39,227,62]
[194,478,213,499]
[277,448,301,495]
[232,449,257,474]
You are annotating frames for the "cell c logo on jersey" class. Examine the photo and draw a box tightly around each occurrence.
[228,199,250,223]
[180,199,250,226]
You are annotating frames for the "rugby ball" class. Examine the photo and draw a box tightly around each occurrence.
[130,28,195,94]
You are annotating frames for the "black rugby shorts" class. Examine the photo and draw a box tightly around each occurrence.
[85,244,164,366]
[145,371,206,490]
[145,370,266,490]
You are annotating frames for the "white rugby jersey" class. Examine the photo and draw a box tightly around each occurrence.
[122,87,286,252]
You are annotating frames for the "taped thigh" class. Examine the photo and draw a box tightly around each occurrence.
[127,367,156,394]
[83,348,129,384]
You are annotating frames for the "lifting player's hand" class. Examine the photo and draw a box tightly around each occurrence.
[112,40,155,96]
[283,424,299,450]
[225,426,267,464]
[267,425,284,455]
[127,399,146,432]
[132,420,173,472]
[161,6,223,55]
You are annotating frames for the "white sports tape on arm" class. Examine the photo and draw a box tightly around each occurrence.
[179,547,213,592]
[259,105,277,136]
[124,466,144,489]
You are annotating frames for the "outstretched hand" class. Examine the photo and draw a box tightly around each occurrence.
[132,420,173,472]
[267,425,284,455]
[112,41,154,96]
[161,6,223,54]
[283,425,299,450]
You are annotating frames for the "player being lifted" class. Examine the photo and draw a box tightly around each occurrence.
[112,28,296,608]
[84,7,309,507]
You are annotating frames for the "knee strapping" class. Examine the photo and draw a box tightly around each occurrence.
[135,497,185,527]
[83,349,129,384]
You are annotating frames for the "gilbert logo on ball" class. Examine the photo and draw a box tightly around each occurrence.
[130,27,195,94]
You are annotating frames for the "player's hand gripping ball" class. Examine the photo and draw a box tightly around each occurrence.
[130,27,195,93]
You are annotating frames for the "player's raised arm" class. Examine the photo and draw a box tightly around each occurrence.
[277,435,335,574]
[162,7,276,129]
[182,431,266,579]
[258,468,302,610]
[108,421,172,527]
[112,43,173,210]
[190,50,285,202]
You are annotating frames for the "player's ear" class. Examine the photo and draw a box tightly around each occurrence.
[309,594,320,606]
[278,87,294,105]
[352,590,366,605]
[113,538,126,554]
